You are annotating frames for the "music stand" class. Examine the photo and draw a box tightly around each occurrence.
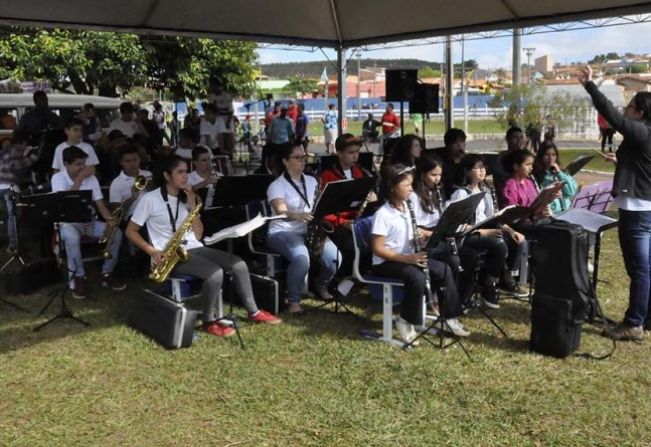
[0,187,31,312]
[307,178,374,315]
[565,155,595,176]
[31,191,93,332]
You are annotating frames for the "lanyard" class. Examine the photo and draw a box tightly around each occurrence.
[283,171,310,208]
[160,187,181,233]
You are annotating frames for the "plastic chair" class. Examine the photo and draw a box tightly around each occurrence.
[245,200,285,278]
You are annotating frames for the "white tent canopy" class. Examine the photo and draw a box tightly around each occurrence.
[0,0,650,47]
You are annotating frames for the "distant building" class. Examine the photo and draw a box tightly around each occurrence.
[535,55,554,74]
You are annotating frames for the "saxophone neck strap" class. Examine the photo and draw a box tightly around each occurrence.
[283,171,310,208]
[160,186,181,233]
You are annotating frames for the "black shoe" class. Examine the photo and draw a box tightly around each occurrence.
[499,279,528,298]
[482,283,500,309]
[644,320,651,331]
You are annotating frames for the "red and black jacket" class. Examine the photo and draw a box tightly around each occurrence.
[319,161,367,228]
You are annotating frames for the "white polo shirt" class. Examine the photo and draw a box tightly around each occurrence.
[130,189,203,252]
[188,170,222,208]
[199,117,224,149]
[267,174,318,236]
[52,141,99,171]
[371,201,415,265]
[108,169,153,216]
[408,192,441,229]
[51,169,103,202]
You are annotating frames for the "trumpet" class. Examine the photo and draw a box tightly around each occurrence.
[99,174,149,259]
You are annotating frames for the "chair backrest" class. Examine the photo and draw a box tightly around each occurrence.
[245,199,272,252]
[572,180,613,214]
[352,215,374,282]
[213,155,233,176]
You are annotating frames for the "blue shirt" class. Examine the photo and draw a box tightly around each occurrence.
[269,116,294,144]
[324,110,337,130]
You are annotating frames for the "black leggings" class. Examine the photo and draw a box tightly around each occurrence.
[372,258,462,326]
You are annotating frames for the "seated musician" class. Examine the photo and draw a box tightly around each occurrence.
[319,134,376,280]
[450,154,528,307]
[532,141,578,214]
[188,146,222,208]
[108,145,152,221]
[371,164,469,345]
[501,149,545,213]
[409,154,477,306]
[51,146,127,299]
[126,155,281,338]
[388,134,423,167]
[266,145,340,314]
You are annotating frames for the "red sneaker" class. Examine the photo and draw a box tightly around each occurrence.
[101,272,127,291]
[203,321,236,337]
[249,309,282,325]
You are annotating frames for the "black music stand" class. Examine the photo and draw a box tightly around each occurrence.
[0,187,31,312]
[32,191,93,332]
[403,193,487,357]
[306,177,374,316]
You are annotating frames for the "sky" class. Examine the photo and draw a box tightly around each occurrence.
[256,21,651,70]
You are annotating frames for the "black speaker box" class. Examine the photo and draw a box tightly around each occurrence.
[385,69,418,102]
[409,83,440,114]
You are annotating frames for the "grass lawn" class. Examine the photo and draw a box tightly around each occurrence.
[308,119,504,137]
[0,230,647,446]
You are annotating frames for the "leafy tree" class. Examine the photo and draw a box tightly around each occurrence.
[282,76,318,96]
[629,63,648,74]
[418,66,441,78]
[489,84,587,134]
[0,28,258,99]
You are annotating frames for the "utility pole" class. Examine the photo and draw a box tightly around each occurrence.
[524,47,536,84]
[356,50,362,121]
[512,28,522,86]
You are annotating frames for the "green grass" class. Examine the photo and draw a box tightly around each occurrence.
[307,119,504,137]
[0,229,648,446]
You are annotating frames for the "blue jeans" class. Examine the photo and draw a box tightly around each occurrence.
[618,210,651,326]
[267,231,340,303]
[59,222,121,279]
[0,189,17,250]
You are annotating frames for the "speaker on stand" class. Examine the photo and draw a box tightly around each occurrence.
[409,83,440,142]
[385,69,418,135]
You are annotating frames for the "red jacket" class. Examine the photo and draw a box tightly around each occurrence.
[320,163,366,227]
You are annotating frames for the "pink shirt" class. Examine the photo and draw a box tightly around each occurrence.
[502,177,538,207]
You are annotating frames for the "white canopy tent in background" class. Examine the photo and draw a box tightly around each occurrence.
[1,0,650,130]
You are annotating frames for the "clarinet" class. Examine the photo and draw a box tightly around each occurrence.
[406,198,432,301]
[433,184,444,215]
[482,180,500,212]
[551,167,566,212]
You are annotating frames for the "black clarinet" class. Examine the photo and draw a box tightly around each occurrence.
[481,180,499,212]
[433,184,444,215]
[550,167,566,212]
[406,198,432,301]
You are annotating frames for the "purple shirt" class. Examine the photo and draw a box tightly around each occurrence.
[502,177,538,207]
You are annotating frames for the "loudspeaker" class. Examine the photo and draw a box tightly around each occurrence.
[385,69,418,102]
[409,83,440,114]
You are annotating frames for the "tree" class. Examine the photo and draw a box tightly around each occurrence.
[283,76,318,96]
[489,84,587,134]
[629,63,648,74]
[0,28,258,98]
[144,37,258,100]
[418,66,441,78]
[0,29,147,96]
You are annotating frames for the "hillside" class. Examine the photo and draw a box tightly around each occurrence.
[260,58,442,79]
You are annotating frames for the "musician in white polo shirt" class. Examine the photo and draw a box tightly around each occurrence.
[108,145,152,221]
[187,146,222,208]
[52,118,100,173]
[52,146,126,299]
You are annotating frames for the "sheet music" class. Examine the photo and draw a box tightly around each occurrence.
[204,213,287,245]
[553,208,617,234]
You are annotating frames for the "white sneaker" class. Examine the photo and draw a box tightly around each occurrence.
[396,317,420,346]
[444,318,470,337]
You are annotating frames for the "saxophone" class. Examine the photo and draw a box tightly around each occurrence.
[99,175,149,259]
[149,198,203,283]
[305,178,334,258]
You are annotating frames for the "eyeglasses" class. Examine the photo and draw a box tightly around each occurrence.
[289,155,307,161]
[472,165,486,170]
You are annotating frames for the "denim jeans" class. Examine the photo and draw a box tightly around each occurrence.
[267,231,340,303]
[618,210,651,326]
[0,188,17,250]
[59,222,121,279]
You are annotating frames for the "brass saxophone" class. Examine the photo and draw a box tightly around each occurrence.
[99,175,149,259]
[149,198,203,283]
[305,178,334,258]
